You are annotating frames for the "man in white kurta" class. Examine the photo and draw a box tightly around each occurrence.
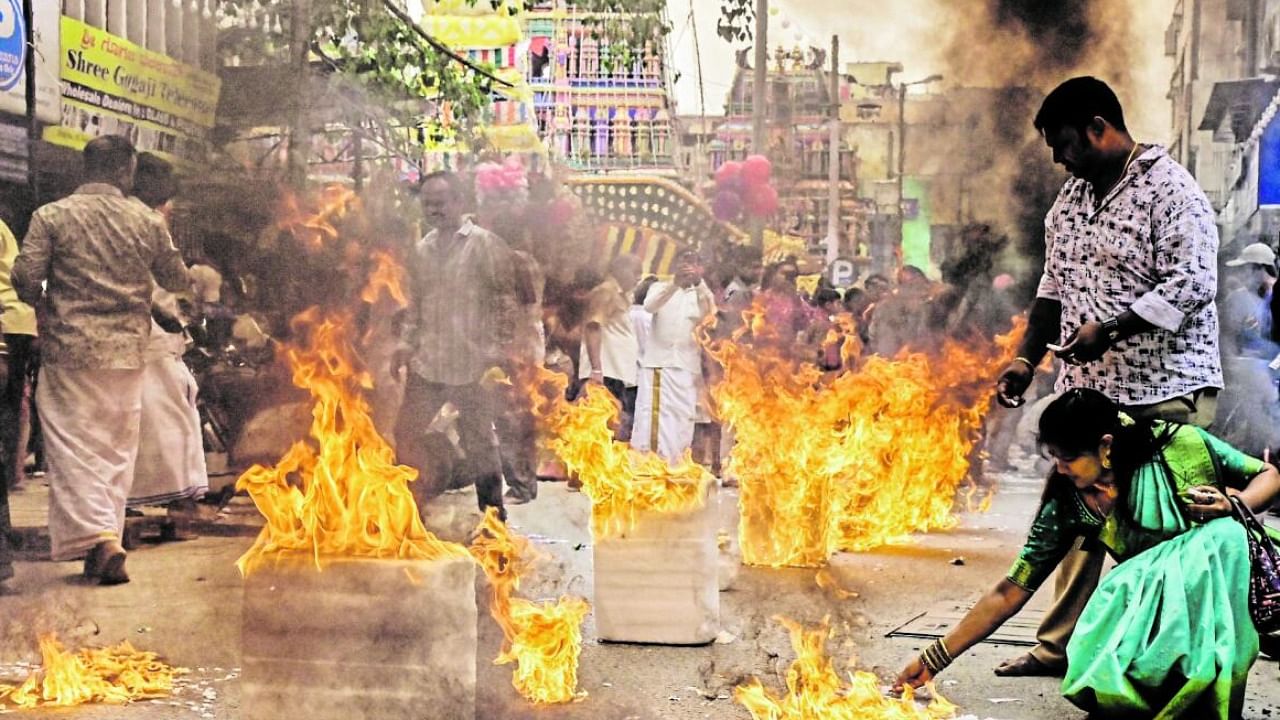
[128,301,208,513]
[128,156,207,514]
[12,136,189,584]
[631,251,716,463]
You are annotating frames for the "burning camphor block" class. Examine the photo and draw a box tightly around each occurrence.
[707,308,1021,568]
[526,371,721,644]
[236,308,478,719]
[241,556,478,720]
[469,508,591,704]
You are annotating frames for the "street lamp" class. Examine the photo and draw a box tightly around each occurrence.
[897,74,943,249]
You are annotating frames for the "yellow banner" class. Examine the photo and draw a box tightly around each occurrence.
[43,16,222,162]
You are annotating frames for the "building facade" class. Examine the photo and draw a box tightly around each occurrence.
[523,0,676,174]
[1181,0,1280,249]
[712,45,858,262]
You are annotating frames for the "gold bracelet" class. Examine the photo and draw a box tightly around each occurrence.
[1013,356,1035,370]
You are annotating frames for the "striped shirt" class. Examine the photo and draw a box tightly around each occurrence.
[400,219,515,385]
[1037,145,1223,405]
[12,184,188,369]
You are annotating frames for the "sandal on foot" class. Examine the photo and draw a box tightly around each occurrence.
[993,653,1064,677]
[92,541,129,586]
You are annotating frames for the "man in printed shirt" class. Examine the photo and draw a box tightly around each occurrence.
[12,135,190,585]
[993,77,1223,677]
[393,171,515,521]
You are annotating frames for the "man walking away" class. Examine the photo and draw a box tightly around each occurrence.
[993,76,1222,676]
[128,153,208,533]
[393,172,515,521]
[12,136,191,585]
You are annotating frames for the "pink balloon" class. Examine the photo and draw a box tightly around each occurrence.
[713,189,744,222]
[742,154,772,186]
[745,183,778,217]
[715,160,744,187]
[548,197,577,225]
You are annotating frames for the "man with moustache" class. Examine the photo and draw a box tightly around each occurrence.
[993,76,1222,677]
[393,171,515,521]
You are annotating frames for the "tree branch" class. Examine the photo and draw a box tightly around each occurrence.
[380,0,515,89]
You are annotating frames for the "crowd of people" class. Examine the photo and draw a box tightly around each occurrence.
[1,74,1279,720]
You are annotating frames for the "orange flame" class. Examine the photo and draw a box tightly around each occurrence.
[360,250,410,307]
[524,365,714,538]
[705,306,1022,567]
[0,634,185,709]
[734,617,957,719]
[275,184,360,250]
[469,508,590,705]
[235,308,466,575]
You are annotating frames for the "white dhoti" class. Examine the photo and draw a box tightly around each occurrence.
[631,366,697,463]
[37,366,144,561]
[129,354,208,508]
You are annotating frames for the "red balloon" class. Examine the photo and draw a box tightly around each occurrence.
[742,154,772,187]
[745,183,779,217]
[715,160,744,187]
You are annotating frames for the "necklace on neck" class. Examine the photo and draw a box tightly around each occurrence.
[1119,142,1139,177]
[1094,143,1140,205]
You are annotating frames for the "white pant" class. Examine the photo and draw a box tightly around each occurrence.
[631,366,697,463]
[130,356,208,507]
[38,366,144,560]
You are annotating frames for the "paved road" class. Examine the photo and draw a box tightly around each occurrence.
[2,451,1277,719]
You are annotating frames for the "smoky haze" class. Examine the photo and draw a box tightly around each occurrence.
[767,0,1174,294]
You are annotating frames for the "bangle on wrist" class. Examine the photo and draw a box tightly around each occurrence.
[1013,356,1035,370]
[919,638,954,675]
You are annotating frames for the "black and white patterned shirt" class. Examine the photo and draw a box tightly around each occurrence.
[1036,145,1223,406]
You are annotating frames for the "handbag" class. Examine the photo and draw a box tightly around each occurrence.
[1228,495,1280,634]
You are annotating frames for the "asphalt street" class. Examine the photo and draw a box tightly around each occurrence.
[2,448,1277,719]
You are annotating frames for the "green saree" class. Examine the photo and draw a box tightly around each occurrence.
[1007,424,1265,719]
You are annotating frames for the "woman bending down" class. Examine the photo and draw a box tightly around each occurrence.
[895,387,1280,719]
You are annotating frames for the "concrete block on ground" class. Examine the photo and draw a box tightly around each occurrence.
[594,487,720,644]
[241,555,477,720]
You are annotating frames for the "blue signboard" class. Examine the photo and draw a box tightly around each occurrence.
[0,0,25,93]
[1260,112,1280,207]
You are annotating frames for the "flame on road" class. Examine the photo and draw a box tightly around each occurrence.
[469,509,590,705]
[0,634,185,709]
[525,366,713,538]
[706,308,1021,567]
[734,617,957,719]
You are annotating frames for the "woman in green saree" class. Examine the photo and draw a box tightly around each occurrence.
[894,387,1280,719]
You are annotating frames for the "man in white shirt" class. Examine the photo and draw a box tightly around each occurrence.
[579,254,643,433]
[631,250,716,462]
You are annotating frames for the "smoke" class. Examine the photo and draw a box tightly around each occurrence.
[932,0,1142,298]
